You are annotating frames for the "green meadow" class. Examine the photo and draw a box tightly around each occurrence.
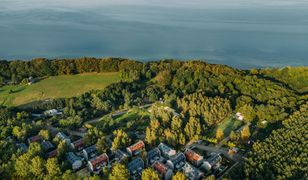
[0,72,120,107]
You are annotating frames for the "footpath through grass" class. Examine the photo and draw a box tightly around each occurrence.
[0,72,120,107]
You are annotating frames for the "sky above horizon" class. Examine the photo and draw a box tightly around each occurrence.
[1,0,308,68]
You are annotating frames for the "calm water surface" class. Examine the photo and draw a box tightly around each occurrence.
[1,0,308,68]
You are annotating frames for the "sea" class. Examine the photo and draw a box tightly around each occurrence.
[1,0,308,68]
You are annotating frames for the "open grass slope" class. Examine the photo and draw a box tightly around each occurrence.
[0,72,120,107]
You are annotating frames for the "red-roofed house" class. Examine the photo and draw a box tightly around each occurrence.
[88,153,109,173]
[126,140,145,156]
[184,149,204,167]
[70,138,85,151]
[152,161,173,180]
[46,149,58,158]
[27,135,43,144]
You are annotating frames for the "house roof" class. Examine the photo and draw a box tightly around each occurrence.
[67,152,82,164]
[128,158,144,173]
[84,145,97,154]
[114,149,127,160]
[56,132,70,141]
[183,162,204,179]
[71,138,85,148]
[89,153,109,169]
[152,161,169,176]
[127,140,145,153]
[41,141,55,151]
[47,149,58,158]
[184,149,203,163]
[207,153,222,166]
[158,143,176,156]
[27,135,42,143]
[169,153,186,165]
[147,148,161,160]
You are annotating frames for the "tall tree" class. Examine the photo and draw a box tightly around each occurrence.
[39,129,50,140]
[241,125,251,142]
[141,168,160,180]
[216,128,224,141]
[111,129,131,151]
[46,158,61,178]
[109,163,130,180]
[30,156,45,178]
[96,137,109,153]
[172,172,186,180]
[184,117,201,141]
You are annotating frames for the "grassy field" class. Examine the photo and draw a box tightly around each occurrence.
[0,72,120,107]
[93,108,150,133]
[209,117,244,138]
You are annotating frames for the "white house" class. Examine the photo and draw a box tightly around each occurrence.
[44,109,62,117]
[158,143,176,159]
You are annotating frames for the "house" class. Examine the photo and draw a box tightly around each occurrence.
[147,148,161,165]
[166,153,186,171]
[16,143,28,153]
[46,149,58,158]
[70,138,85,151]
[41,141,55,152]
[152,161,173,180]
[114,149,128,163]
[66,152,83,171]
[202,153,222,170]
[184,149,204,167]
[28,76,36,85]
[128,158,145,179]
[44,109,62,117]
[158,143,176,159]
[126,140,145,156]
[27,135,43,144]
[182,162,204,180]
[82,145,98,160]
[88,153,109,173]
[235,112,244,121]
[56,132,71,144]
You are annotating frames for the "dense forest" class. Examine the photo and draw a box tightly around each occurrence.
[0,58,141,85]
[0,58,307,179]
